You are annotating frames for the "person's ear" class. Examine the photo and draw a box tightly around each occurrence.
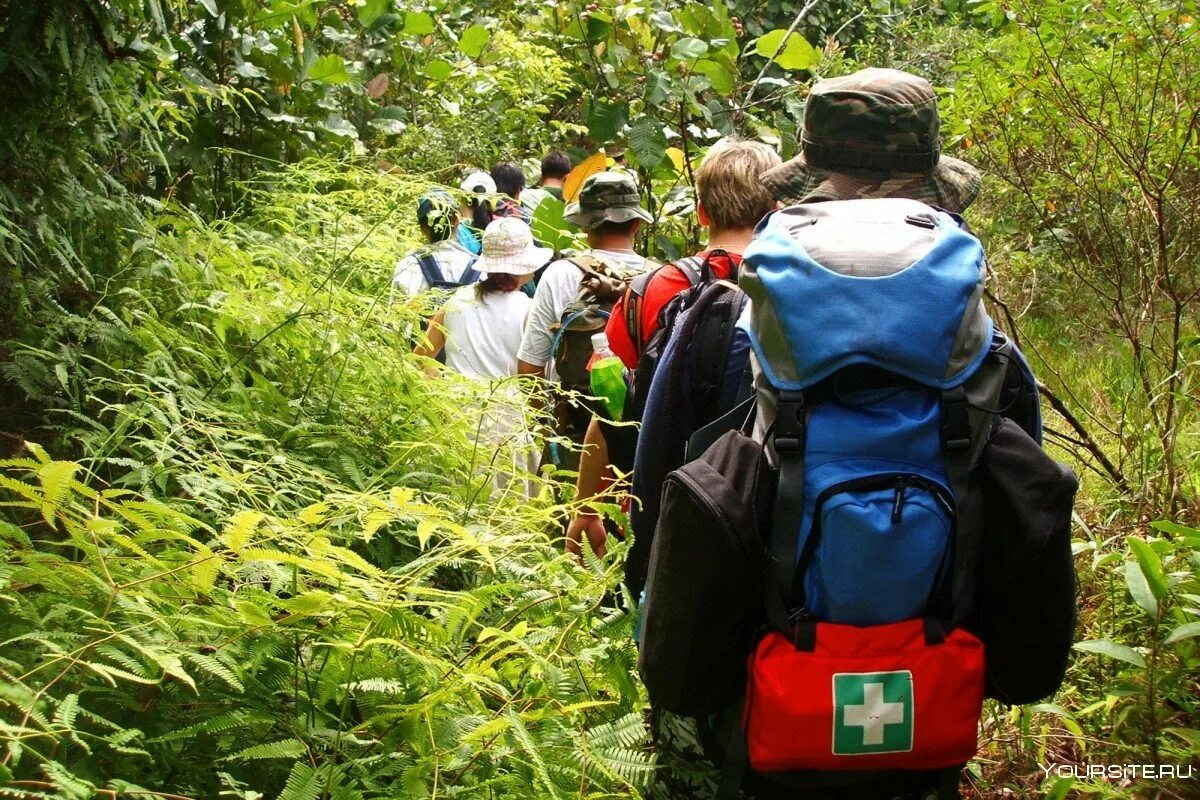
[630,219,644,236]
[697,200,712,228]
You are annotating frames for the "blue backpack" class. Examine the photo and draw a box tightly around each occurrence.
[638,199,1075,797]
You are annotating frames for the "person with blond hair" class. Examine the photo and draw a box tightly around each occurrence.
[564,138,782,558]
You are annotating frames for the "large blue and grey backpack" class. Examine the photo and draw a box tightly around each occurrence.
[638,199,1077,799]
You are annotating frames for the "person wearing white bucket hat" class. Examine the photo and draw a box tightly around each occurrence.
[416,218,550,377]
[416,218,552,496]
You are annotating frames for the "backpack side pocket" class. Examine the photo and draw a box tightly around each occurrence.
[638,430,769,717]
[973,417,1079,704]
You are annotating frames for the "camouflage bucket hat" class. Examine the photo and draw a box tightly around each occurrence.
[761,68,982,213]
[564,171,653,230]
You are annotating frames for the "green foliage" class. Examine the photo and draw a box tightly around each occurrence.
[944,0,1199,516]
[0,445,647,797]
[2,1,1199,798]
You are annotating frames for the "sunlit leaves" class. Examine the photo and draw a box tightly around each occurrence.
[307,54,350,84]
[754,28,820,70]
[402,10,434,35]
[458,24,491,58]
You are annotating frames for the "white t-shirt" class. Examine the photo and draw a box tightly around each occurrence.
[441,286,532,379]
[517,250,649,376]
[392,240,478,294]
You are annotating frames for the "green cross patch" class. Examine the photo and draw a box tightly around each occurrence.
[832,671,914,755]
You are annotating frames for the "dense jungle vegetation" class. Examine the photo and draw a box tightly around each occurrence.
[0,0,1196,798]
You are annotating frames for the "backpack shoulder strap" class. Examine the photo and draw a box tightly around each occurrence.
[458,255,481,285]
[564,253,610,279]
[415,251,445,287]
[673,255,706,287]
[624,256,701,356]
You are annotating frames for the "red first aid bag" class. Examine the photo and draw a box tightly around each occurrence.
[745,619,985,772]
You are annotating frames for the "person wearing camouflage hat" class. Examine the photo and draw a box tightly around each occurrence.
[761,67,981,213]
[563,170,654,230]
[517,171,654,475]
[519,171,653,380]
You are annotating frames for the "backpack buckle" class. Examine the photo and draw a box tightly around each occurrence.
[774,391,806,453]
[940,388,971,452]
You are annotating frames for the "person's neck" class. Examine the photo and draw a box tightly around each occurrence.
[704,227,755,256]
[542,178,564,189]
[587,234,638,253]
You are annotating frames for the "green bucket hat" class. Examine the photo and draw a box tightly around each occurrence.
[564,171,653,230]
[761,68,981,213]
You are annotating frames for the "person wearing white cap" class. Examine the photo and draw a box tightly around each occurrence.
[458,170,498,255]
[415,218,553,495]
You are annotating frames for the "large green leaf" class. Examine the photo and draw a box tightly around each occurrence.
[308,54,350,84]
[530,197,576,252]
[1124,558,1158,615]
[643,69,671,106]
[1126,536,1168,600]
[670,37,708,61]
[459,25,491,58]
[356,0,391,27]
[426,59,454,81]
[585,98,628,144]
[1165,621,1200,644]
[693,59,734,97]
[627,117,668,170]
[754,29,820,71]
[402,11,434,35]
[1073,639,1147,669]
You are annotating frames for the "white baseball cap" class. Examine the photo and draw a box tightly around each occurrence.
[474,218,553,276]
[460,170,496,194]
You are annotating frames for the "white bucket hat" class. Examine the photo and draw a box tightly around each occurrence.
[460,170,496,195]
[474,218,553,276]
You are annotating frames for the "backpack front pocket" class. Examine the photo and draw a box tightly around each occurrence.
[801,473,954,626]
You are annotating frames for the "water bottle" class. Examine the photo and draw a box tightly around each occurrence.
[589,332,627,421]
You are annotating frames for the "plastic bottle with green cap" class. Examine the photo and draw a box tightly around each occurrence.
[588,332,627,421]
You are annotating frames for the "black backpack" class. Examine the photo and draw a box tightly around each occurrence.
[601,252,744,478]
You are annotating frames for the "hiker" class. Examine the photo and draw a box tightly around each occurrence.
[521,150,572,216]
[392,191,480,294]
[490,161,531,223]
[458,171,497,254]
[516,171,654,472]
[414,217,551,495]
[635,68,1078,800]
[564,138,781,560]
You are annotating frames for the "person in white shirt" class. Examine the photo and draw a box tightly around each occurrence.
[516,171,652,379]
[416,218,553,495]
[516,171,653,475]
[392,191,479,294]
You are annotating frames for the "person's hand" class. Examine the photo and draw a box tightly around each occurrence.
[566,513,608,561]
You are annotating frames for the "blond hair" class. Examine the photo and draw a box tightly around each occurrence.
[694,139,782,230]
